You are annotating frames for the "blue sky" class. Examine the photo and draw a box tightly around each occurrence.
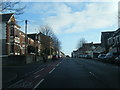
[16,1,118,56]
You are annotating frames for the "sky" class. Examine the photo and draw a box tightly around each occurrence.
[16,1,119,56]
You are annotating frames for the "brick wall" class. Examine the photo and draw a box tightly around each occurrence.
[6,23,11,55]
[2,39,7,55]
[2,55,40,66]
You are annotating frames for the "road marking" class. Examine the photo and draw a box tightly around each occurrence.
[40,68,44,71]
[59,62,61,64]
[89,72,97,78]
[34,75,40,79]
[49,68,55,74]
[89,72,94,76]
[33,79,44,89]
[34,68,44,74]
[8,79,23,88]
[16,79,24,84]
[56,63,59,67]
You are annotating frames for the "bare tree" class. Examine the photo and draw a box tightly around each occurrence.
[38,25,54,37]
[0,0,26,15]
[38,25,61,57]
[77,38,87,49]
[52,35,61,51]
[38,25,53,57]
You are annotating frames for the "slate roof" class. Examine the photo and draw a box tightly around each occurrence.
[0,13,14,22]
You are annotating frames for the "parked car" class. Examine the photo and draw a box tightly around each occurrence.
[85,55,92,59]
[66,55,70,58]
[98,54,106,61]
[115,55,120,65]
[104,53,118,63]
[82,55,87,58]
[52,55,59,60]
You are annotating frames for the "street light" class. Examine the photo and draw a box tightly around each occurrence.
[35,33,37,62]
[25,20,28,55]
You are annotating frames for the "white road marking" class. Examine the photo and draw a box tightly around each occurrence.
[16,79,24,84]
[56,63,59,67]
[34,75,40,79]
[49,68,55,74]
[34,68,44,74]
[8,79,23,88]
[89,72,94,76]
[89,72,97,78]
[33,79,44,89]
[40,68,44,71]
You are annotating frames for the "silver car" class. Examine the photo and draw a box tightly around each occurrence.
[98,54,106,61]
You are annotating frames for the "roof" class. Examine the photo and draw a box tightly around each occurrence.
[83,42,93,46]
[101,31,115,33]
[27,33,37,40]
[0,13,14,22]
[93,43,101,47]
[113,28,120,37]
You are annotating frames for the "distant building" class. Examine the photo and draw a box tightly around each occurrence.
[71,50,78,58]
[71,42,94,58]
[71,42,105,58]
[92,43,105,58]
[101,31,114,53]
[59,51,65,57]
[107,28,120,54]
[82,42,93,55]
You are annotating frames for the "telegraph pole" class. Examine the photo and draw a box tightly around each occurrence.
[25,20,28,55]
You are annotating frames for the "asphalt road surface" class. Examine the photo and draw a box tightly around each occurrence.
[8,58,120,89]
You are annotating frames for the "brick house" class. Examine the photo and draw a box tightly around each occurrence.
[0,13,22,55]
[37,32,54,56]
[27,32,55,56]
[0,13,36,56]
[27,33,41,55]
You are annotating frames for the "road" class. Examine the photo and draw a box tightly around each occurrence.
[7,58,120,89]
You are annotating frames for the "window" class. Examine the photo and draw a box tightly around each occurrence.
[10,44,14,53]
[10,27,14,36]
[118,35,120,42]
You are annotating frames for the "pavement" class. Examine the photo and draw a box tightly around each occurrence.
[3,72,17,83]
[2,59,54,88]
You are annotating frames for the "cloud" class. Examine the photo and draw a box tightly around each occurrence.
[16,0,118,2]
[24,2,118,34]
[39,2,118,34]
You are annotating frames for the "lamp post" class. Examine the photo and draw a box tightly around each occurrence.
[35,34,37,62]
[25,20,28,55]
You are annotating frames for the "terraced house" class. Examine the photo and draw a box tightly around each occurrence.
[107,28,120,54]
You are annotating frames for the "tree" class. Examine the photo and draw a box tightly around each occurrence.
[38,25,53,57]
[38,25,54,37]
[38,25,61,57]
[77,38,87,49]
[52,35,61,54]
[0,0,26,15]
